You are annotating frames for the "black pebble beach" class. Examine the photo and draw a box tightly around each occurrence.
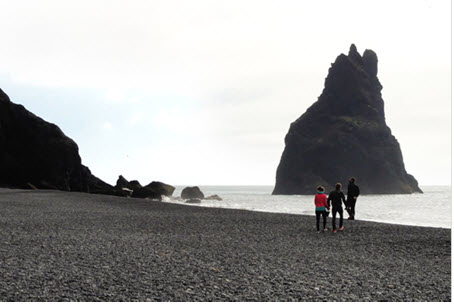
[0,188,450,301]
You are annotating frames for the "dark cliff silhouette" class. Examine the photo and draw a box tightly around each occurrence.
[0,88,111,192]
[273,44,422,195]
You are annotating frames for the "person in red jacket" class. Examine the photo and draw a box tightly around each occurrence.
[314,186,330,232]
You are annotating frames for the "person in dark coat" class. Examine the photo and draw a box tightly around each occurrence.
[327,183,346,233]
[346,177,360,220]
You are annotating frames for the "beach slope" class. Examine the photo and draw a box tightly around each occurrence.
[0,189,450,301]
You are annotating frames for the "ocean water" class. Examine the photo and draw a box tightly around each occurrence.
[170,185,451,229]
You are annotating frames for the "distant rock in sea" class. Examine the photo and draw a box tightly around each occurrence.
[204,194,223,201]
[273,44,422,195]
[0,88,112,192]
[181,186,205,200]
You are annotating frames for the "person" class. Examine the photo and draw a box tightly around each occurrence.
[314,186,329,232]
[327,183,346,233]
[346,177,360,220]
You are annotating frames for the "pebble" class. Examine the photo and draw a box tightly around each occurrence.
[0,189,450,301]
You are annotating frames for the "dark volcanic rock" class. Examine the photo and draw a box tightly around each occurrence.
[204,194,223,201]
[115,175,130,189]
[273,44,422,195]
[146,181,175,197]
[128,180,142,191]
[25,182,38,190]
[131,186,161,199]
[115,188,133,197]
[94,187,132,198]
[114,175,141,192]
[0,88,113,192]
[181,186,205,200]
[131,181,175,199]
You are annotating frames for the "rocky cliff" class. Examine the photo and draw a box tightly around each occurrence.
[0,88,112,192]
[273,44,422,195]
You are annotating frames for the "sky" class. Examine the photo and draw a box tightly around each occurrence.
[0,0,450,186]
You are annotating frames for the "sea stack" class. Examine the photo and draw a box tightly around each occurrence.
[0,88,112,192]
[273,44,422,195]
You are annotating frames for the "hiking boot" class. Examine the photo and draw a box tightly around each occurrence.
[333,229,337,233]
[339,226,344,231]
[347,216,353,220]
[323,228,328,232]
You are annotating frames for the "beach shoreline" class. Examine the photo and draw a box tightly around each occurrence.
[165,197,451,230]
[0,188,450,301]
[173,185,451,229]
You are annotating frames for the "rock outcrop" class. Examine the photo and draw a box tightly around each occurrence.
[146,181,175,197]
[131,186,161,199]
[0,88,112,192]
[114,175,142,192]
[181,186,205,200]
[273,44,422,195]
[131,181,175,199]
[204,194,223,201]
[115,175,130,189]
[128,180,142,191]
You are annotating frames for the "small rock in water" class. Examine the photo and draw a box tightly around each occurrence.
[185,199,202,204]
[181,186,205,200]
[204,194,223,201]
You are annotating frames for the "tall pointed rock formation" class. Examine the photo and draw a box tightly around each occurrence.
[273,44,421,195]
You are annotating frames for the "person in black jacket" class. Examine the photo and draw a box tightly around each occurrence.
[327,183,346,233]
[346,177,360,220]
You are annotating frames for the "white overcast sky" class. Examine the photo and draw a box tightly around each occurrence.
[0,0,450,186]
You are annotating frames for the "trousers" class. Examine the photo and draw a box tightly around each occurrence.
[315,210,327,231]
[346,197,357,217]
[332,207,343,230]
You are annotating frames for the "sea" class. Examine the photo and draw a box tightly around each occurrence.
[169,185,451,229]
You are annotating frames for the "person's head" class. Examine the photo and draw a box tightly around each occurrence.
[349,177,356,184]
[317,186,325,193]
[335,183,342,191]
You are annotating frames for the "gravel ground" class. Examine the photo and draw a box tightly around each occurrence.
[0,188,450,301]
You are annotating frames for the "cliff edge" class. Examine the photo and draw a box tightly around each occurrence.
[0,88,112,192]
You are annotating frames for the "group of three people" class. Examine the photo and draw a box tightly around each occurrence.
[314,177,360,232]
